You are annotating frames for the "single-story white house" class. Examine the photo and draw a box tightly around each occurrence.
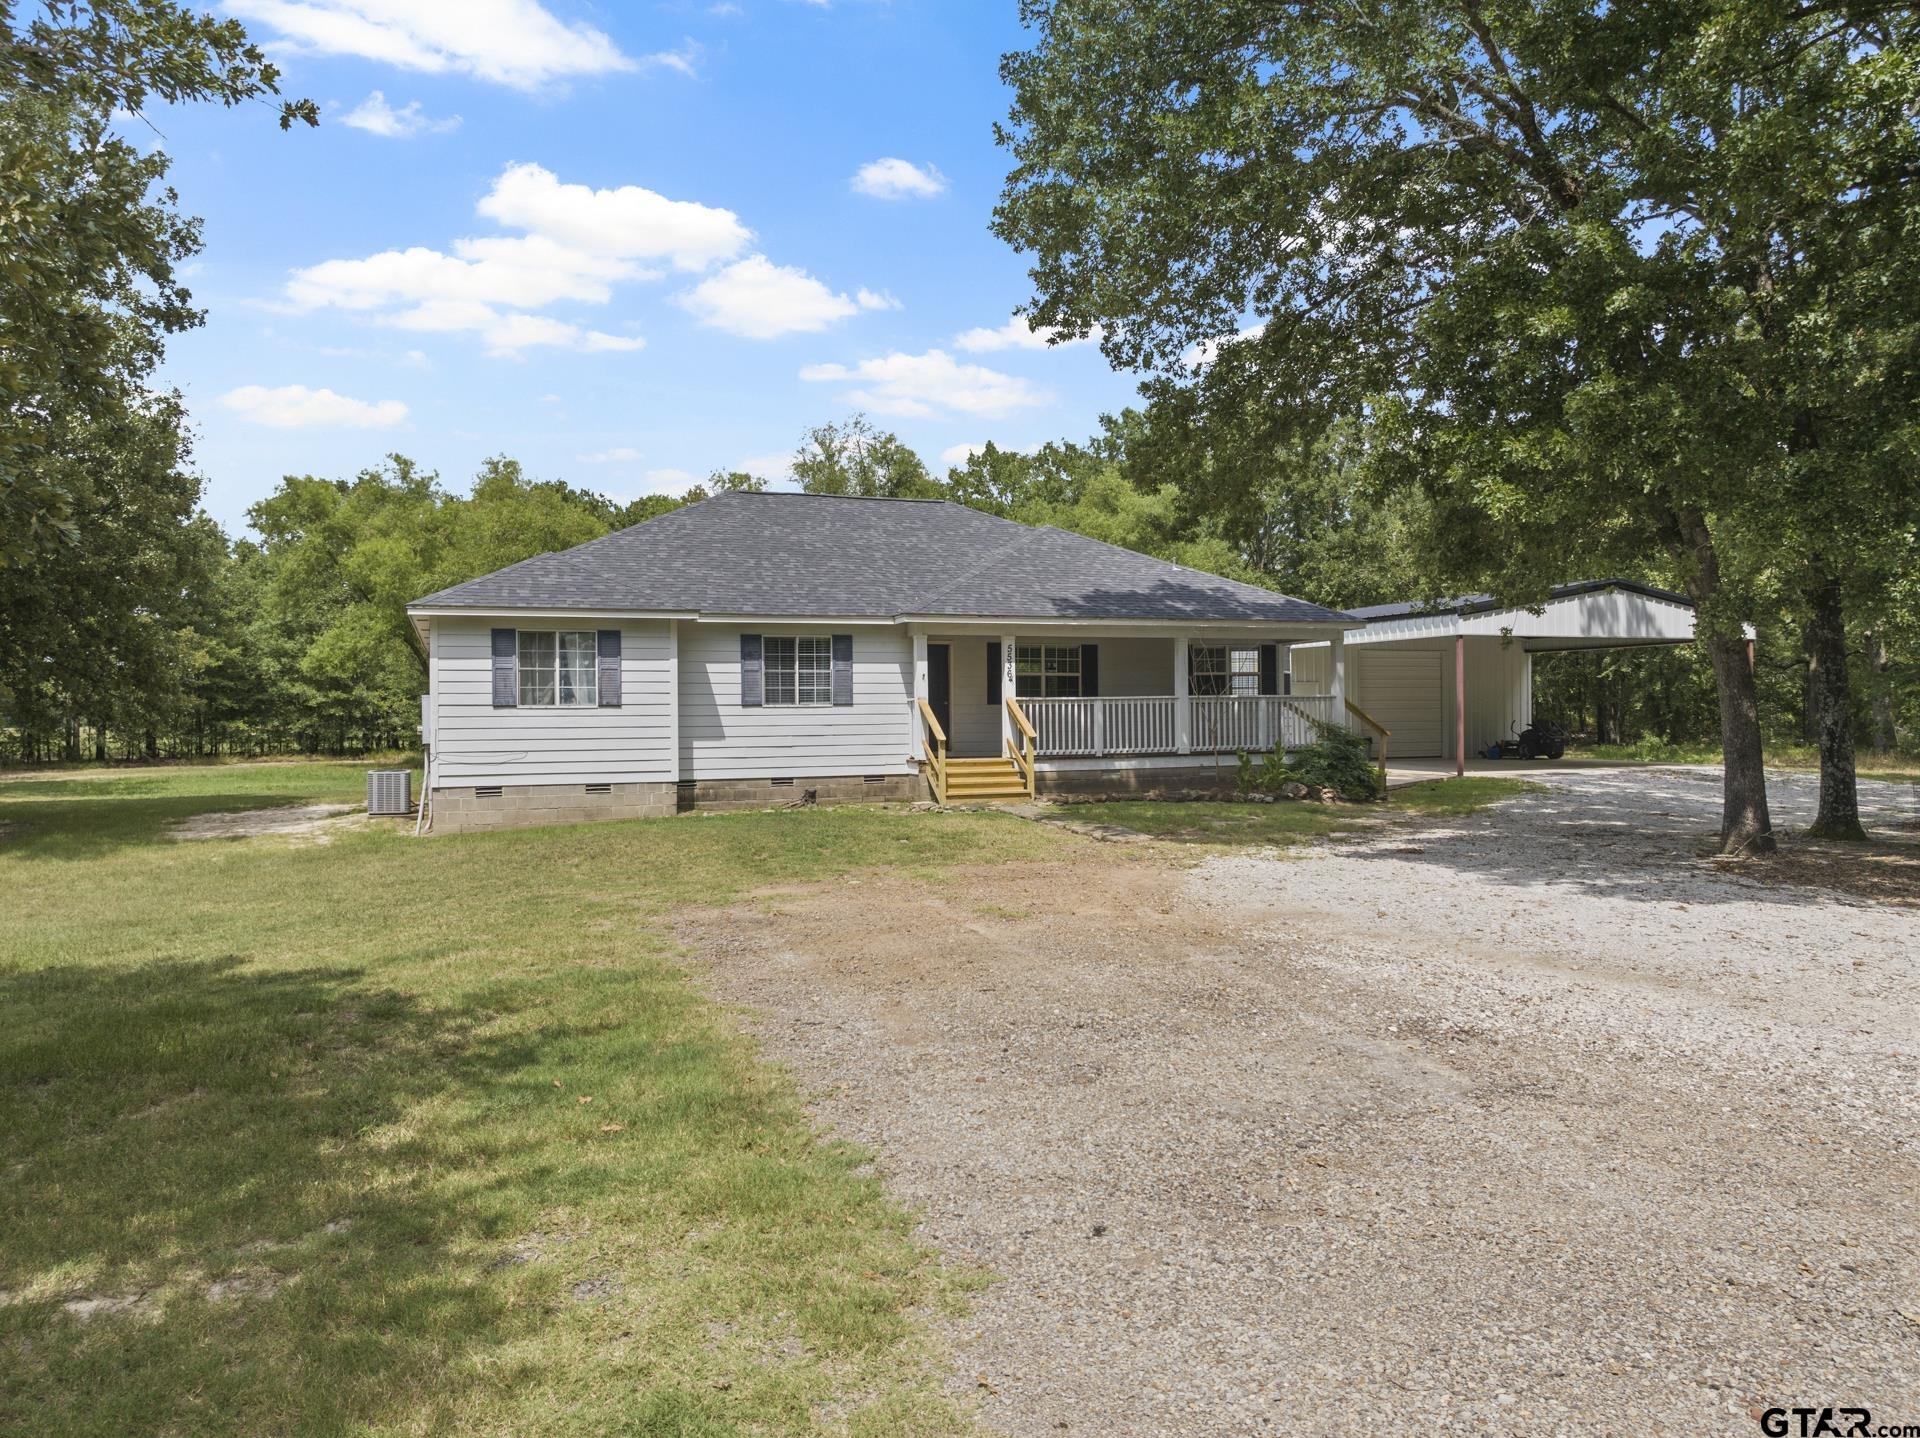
[406,493,1716,830]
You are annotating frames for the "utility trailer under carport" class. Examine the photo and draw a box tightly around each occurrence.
[1287,580,1750,767]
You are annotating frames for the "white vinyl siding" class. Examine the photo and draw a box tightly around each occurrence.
[429,618,674,787]
[680,623,913,780]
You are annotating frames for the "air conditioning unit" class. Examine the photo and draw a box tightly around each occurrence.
[367,770,413,816]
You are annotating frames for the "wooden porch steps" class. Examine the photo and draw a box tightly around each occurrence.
[941,755,1030,802]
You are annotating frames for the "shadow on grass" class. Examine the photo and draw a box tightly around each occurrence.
[0,956,544,1435]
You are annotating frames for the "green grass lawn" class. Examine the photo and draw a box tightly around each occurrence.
[0,762,1067,1437]
[1082,776,1541,846]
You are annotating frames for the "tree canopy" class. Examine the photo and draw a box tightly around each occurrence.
[993,0,1920,852]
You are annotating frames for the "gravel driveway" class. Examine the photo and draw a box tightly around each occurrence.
[681,768,1920,1436]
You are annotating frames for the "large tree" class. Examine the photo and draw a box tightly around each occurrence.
[1,0,314,565]
[994,0,1920,855]
[791,415,942,498]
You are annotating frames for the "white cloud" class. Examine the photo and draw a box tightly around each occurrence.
[578,446,642,463]
[638,39,701,77]
[708,1,742,14]
[953,316,1099,353]
[475,162,749,273]
[735,451,793,481]
[219,383,408,429]
[850,157,947,200]
[285,162,752,354]
[642,467,695,492]
[337,90,459,137]
[798,349,1049,419]
[940,442,984,465]
[383,295,642,356]
[226,0,632,90]
[680,255,859,339]
[283,162,881,356]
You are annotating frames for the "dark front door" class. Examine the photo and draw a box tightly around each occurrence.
[927,644,952,743]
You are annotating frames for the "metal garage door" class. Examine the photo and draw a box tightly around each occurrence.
[1355,650,1443,757]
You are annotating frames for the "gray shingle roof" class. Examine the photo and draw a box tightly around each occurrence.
[410,491,1352,625]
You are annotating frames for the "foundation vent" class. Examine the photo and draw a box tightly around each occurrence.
[585,783,613,795]
[474,786,503,800]
[863,775,887,785]
[770,777,795,788]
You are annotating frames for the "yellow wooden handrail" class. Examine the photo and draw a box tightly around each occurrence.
[917,697,948,803]
[1003,697,1036,797]
[1005,695,1036,741]
[1343,697,1391,777]
[917,696,947,745]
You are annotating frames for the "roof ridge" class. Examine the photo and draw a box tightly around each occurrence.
[1029,523,1298,603]
[729,490,958,504]
[906,518,1054,613]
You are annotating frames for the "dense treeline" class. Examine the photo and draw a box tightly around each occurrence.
[3,408,1911,766]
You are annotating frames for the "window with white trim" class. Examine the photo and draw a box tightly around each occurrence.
[1015,643,1081,698]
[1192,645,1260,697]
[519,630,598,706]
[764,635,833,706]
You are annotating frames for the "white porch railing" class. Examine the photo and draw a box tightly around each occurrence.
[1022,694,1343,758]
[1026,695,1176,756]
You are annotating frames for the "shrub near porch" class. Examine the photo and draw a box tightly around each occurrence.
[0,763,1063,1437]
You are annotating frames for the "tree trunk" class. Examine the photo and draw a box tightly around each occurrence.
[1803,578,1865,840]
[143,728,158,760]
[1672,506,1776,856]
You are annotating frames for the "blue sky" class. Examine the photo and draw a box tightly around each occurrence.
[146,0,1145,536]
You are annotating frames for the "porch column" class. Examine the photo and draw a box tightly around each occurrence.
[1329,631,1347,726]
[1454,633,1466,778]
[911,630,928,761]
[1174,636,1192,753]
[1000,633,1016,755]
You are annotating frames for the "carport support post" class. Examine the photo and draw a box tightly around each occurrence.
[1455,634,1466,778]
[1328,632,1346,724]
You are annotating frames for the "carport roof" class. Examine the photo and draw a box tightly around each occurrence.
[1346,579,1693,622]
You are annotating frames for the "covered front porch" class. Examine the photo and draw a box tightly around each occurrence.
[908,624,1367,801]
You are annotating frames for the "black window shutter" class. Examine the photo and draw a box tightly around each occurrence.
[830,634,854,706]
[598,629,622,707]
[491,628,517,707]
[1258,643,1279,696]
[740,633,763,707]
[986,641,1001,706]
[1081,643,1099,698]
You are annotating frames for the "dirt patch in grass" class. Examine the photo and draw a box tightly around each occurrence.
[167,803,361,842]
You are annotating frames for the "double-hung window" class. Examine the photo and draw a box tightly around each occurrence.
[764,635,833,706]
[519,630,598,706]
[1015,643,1081,699]
[1191,645,1260,697]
